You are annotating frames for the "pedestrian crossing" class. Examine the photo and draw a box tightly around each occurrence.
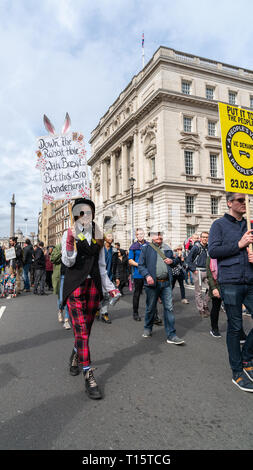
[0,306,6,319]
[184,284,207,292]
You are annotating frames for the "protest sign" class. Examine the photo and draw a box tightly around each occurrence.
[219,102,253,194]
[35,114,90,204]
[219,102,253,251]
[5,247,16,261]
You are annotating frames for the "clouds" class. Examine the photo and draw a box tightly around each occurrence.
[0,0,253,236]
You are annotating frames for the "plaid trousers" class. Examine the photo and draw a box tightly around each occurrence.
[66,278,100,367]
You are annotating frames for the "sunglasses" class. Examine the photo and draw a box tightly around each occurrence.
[232,198,247,203]
[80,211,92,216]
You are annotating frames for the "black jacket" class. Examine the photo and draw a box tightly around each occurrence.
[113,252,129,282]
[10,243,23,269]
[0,247,5,268]
[23,245,34,265]
[63,239,103,305]
[186,242,208,272]
[209,213,253,285]
[34,247,45,270]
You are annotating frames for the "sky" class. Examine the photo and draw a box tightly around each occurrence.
[0,0,253,237]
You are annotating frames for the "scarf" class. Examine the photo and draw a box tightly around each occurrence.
[210,258,218,280]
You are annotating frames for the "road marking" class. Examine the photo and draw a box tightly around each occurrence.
[0,306,6,319]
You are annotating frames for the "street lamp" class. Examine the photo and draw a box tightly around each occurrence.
[129,177,136,243]
[24,218,28,236]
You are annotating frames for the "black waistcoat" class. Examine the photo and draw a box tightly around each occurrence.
[62,239,103,305]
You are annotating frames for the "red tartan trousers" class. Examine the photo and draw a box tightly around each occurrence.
[66,278,100,367]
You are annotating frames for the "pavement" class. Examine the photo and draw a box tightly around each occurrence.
[0,284,253,451]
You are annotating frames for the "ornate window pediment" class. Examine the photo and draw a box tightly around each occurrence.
[143,132,157,159]
[179,135,201,150]
[140,118,158,142]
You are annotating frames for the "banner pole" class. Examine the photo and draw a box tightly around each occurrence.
[68,202,77,251]
[246,194,252,253]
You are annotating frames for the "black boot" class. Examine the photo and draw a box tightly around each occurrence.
[101,314,112,324]
[133,312,141,321]
[69,349,80,376]
[154,314,162,325]
[84,368,102,400]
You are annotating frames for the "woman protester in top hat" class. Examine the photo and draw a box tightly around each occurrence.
[61,198,120,400]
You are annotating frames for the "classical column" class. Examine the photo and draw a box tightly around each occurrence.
[133,130,139,187]
[10,194,16,237]
[121,142,128,193]
[110,152,116,198]
[101,159,108,201]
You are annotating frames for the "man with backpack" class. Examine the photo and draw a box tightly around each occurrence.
[186,232,209,318]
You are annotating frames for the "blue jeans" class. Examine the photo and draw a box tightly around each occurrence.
[185,268,193,284]
[58,275,69,320]
[23,263,31,290]
[220,283,253,376]
[144,281,176,339]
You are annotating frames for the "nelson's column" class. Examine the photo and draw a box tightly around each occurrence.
[10,194,16,237]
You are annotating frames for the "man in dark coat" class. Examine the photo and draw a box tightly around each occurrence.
[33,242,46,295]
[23,239,34,292]
[209,192,253,392]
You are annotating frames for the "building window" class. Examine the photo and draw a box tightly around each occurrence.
[206,86,214,100]
[185,195,194,214]
[211,197,219,215]
[186,225,197,237]
[210,154,218,178]
[184,150,193,175]
[208,121,216,136]
[183,116,192,132]
[229,91,237,105]
[250,96,253,109]
[182,80,191,95]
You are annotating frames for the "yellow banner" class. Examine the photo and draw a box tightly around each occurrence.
[219,102,253,194]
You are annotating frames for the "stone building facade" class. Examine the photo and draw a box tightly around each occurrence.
[38,202,53,246]
[48,200,71,247]
[88,46,253,249]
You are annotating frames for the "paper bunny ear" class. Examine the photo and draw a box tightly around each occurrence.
[43,115,56,135]
[62,112,71,134]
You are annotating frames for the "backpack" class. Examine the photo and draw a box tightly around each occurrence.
[192,242,208,266]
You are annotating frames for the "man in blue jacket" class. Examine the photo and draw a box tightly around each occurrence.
[138,229,185,345]
[209,192,253,392]
[128,228,149,321]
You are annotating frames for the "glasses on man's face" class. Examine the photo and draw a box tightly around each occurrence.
[232,198,247,204]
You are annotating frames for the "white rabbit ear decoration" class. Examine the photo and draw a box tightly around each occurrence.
[61,112,71,135]
[43,113,71,135]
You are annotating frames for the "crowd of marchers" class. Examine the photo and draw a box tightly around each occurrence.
[0,191,253,396]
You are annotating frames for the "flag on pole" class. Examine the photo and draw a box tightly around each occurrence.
[142,32,145,68]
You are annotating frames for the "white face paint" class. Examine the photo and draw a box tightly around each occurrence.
[72,202,102,240]
[73,204,93,228]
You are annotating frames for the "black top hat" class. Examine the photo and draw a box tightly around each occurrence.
[72,198,95,218]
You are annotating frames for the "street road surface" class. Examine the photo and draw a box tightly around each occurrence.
[0,285,252,450]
